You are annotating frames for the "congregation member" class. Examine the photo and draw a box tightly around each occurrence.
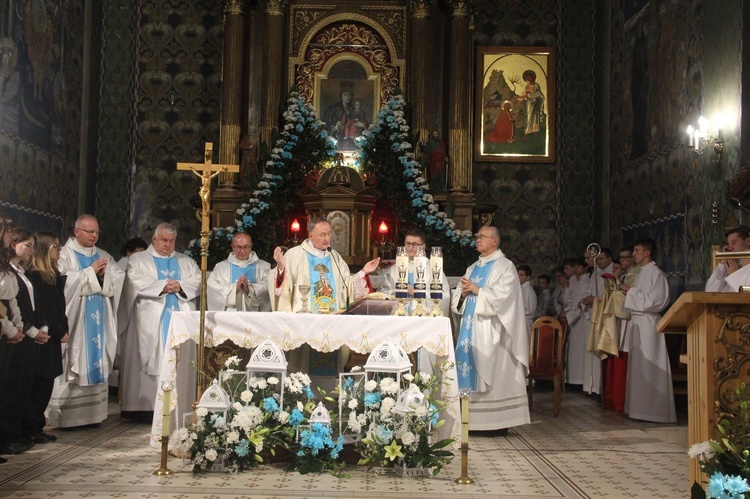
[380,228,450,316]
[119,222,201,416]
[580,247,613,396]
[621,237,676,423]
[51,215,123,428]
[27,232,68,443]
[564,257,589,389]
[207,232,271,312]
[7,229,47,447]
[117,237,148,272]
[517,264,537,332]
[0,228,36,457]
[452,225,529,433]
[534,273,552,319]
[268,217,379,313]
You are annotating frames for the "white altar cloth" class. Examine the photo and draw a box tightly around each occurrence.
[150,311,460,447]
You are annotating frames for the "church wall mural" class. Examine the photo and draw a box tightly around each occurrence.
[607,0,742,296]
[0,0,85,239]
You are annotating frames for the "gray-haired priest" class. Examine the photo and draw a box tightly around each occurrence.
[452,225,530,434]
[207,232,271,311]
[268,217,379,371]
[118,222,201,417]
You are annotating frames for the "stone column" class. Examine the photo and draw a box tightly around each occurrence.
[446,0,475,230]
[212,0,247,227]
[408,0,431,150]
[217,0,245,189]
[261,0,286,145]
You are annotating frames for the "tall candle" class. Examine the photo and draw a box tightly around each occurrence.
[161,383,172,437]
[461,393,469,445]
[395,247,409,299]
[430,247,443,299]
[413,246,428,299]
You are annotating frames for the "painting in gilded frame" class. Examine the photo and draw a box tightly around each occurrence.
[475,46,556,162]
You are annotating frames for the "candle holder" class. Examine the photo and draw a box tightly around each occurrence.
[153,382,174,476]
[455,388,474,485]
[428,296,443,317]
[412,298,426,317]
[393,297,409,316]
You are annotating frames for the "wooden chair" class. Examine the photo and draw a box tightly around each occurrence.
[527,316,566,417]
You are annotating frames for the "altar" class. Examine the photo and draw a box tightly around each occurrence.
[149,311,461,447]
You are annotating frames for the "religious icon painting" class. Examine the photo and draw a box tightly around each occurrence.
[475,46,556,162]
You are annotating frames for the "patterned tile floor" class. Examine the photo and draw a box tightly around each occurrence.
[0,391,689,498]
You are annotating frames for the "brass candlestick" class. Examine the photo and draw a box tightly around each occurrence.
[455,389,474,484]
[153,382,174,476]
[393,297,409,316]
[412,298,426,317]
[428,293,443,317]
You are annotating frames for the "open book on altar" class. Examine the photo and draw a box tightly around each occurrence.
[341,292,398,315]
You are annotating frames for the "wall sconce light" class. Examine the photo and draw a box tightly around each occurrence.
[686,114,726,161]
[290,218,300,244]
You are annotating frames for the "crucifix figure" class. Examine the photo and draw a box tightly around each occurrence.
[176,142,239,400]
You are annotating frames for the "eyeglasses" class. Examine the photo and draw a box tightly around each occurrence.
[474,234,496,241]
[233,245,252,251]
[404,242,424,247]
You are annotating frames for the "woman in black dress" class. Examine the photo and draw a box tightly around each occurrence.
[27,231,69,443]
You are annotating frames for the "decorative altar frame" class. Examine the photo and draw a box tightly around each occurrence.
[150,311,460,448]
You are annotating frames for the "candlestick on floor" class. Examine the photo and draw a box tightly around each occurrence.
[153,382,174,476]
[455,388,474,484]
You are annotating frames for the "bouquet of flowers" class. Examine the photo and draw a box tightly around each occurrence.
[353,367,454,476]
[289,419,345,475]
[689,384,750,498]
[172,357,317,474]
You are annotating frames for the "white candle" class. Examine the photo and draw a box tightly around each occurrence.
[395,249,409,298]
[161,384,172,437]
[461,394,469,445]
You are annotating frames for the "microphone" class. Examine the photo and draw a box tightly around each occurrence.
[327,247,350,310]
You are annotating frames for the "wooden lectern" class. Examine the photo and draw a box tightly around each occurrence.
[657,291,750,487]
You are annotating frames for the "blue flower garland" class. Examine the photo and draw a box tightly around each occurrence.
[359,94,474,247]
[186,90,333,257]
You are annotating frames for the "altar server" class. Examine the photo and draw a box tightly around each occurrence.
[516,264,537,334]
[621,237,676,423]
[706,226,750,292]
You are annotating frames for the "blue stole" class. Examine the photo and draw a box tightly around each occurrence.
[230,263,257,284]
[73,251,106,385]
[153,256,181,345]
[307,253,337,314]
[456,260,496,391]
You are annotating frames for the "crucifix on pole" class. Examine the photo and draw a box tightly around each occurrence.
[177,142,239,402]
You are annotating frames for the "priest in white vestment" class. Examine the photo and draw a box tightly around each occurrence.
[207,232,271,312]
[268,217,379,371]
[621,237,676,423]
[706,226,750,292]
[48,214,124,427]
[452,225,530,432]
[118,223,201,413]
[379,229,450,371]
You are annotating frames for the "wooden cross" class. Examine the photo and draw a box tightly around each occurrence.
[176,142,239,400]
